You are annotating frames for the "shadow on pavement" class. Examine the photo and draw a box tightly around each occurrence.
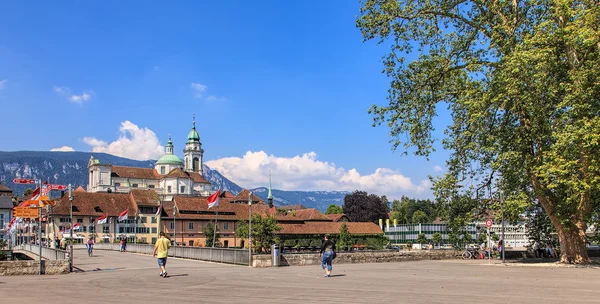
[329,274,346,277]
[165,274,189,278]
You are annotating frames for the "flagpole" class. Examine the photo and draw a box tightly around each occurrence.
[212,204,219,248]
[134,212,138,244]
[173,205,177,246]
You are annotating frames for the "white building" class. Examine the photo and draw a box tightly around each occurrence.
[87,120,212,199]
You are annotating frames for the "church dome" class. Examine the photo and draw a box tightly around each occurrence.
[155,154,184,165]
[187,128,200,142]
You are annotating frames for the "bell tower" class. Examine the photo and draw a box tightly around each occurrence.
[184,115,204,176]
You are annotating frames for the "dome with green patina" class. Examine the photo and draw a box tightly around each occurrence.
[155,154,184,165]
[187,127,200,143]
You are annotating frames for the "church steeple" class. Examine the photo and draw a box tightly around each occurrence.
[184,114,204,175]
[268,170,273,208]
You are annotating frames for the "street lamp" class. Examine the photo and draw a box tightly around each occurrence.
[248,191,252,267]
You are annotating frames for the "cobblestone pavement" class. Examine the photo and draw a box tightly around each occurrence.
[2,249,599,303]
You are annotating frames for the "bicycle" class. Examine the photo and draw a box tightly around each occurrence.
[462,248,480,260]
[87,245,93,257]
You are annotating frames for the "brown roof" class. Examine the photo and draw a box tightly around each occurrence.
[111,166,160,180]
[74,186,86,193]
[164,168,190,178]
[279,204,307,211]
[189,172,210,184]
[221,191,235,198]
[278,222,383,235]
[231,189,265,204]
[130,189,160,206]
[277,208,332,222]
[164,195,276,220]
[0,184,12,192]
[53,192,132,217]
[325,214,349,222]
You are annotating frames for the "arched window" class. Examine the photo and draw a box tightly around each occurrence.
[160,166,165,175]
[193,157,200,171]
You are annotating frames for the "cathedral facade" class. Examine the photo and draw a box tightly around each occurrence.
[87,120,212,200]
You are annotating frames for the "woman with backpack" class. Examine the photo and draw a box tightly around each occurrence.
[320,234,336,277]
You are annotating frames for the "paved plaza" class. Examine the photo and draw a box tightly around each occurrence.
[1,250,599,303]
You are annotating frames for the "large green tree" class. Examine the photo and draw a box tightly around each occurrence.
[203,222,221,248]
[358,0,600,263]
[343,191,390,223]
[235,215,281,253]
[325,204,344,215]
[338,223,353,251]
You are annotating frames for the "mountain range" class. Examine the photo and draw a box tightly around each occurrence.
[0,151,348,212]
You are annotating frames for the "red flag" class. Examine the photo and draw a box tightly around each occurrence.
[118,209,128,222]
[207,189,220,208]
[97,214,108,224]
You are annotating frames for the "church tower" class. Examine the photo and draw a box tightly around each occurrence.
[268,170,274,208]
[184,115,204,176]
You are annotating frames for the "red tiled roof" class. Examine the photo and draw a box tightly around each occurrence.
[53,192,132,217]
[189,172,210,184]
[325,214,349,222]
[164,168,190,178]
[277,208,332,222]
[164,196,276,220]
[221,191,235,198]
[0,184,12,192]
[112,166,160,180]
[279,204,307,211]
[278,222,383,235]
[74,186,86,193]
[130,189,160,206]
[231,189,264,204]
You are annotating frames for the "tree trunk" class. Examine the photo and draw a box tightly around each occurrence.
[547,214,590,264]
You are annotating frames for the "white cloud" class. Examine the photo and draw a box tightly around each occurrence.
[191,82,207,98]
[433,165,443,173]
[206,95,228,102]
[83,121,164,160]
[0,79,7,89]
[50,146,75,152]
[53,86,92,104]
[206,151,432,199]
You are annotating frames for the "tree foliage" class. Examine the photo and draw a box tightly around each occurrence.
[203,222,221,248]
[235,215,281,253]
[416,233,428,244]
[325,204,344,215]
[432,232,443,246]
[342,190,390,223]
[338,223,352,251]
[391,196,436,224]
[358,0,600,264]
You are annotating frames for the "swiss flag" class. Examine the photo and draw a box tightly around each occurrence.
[207,189,220,208]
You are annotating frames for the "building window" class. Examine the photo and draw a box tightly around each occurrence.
[188,222,193,230]
[103,226,110,233]
[77,219,83,223]
[89,226,96,233]
[152,237,157,244]
[114,182,121,187]
[223,223,229,230]
[60,217,71,223]
[151,217,157,223]
[161,166,165,175]
[94,206,103,213]
[0,214,4,227]
[170,222,174,230]
[132,183,138,188]
[140,217,147,223]
[152,227,157,233]
[224,240,229,248]
[167,186,172,193]
[189,240,194,246]
[180,186,185,193]
[149,185,155,189]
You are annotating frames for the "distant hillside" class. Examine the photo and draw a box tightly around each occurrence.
[0,151,348,211]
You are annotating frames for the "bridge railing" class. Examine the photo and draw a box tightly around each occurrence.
[17,244,68,260]
[75,243,249,265]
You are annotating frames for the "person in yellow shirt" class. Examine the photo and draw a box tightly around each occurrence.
[153,232,171,278]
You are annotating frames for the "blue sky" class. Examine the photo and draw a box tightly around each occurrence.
[0,1,451,199]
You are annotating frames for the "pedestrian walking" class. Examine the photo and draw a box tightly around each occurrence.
[153,232,171,278]
[320,234,336,277]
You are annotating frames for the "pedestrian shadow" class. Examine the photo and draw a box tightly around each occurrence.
[329,274,346,277]
[165,274,189,278]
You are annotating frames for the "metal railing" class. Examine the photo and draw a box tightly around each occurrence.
[76,243,249,265]
[17,244,68,260]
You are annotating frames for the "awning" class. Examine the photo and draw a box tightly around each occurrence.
[62,235,84,239]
